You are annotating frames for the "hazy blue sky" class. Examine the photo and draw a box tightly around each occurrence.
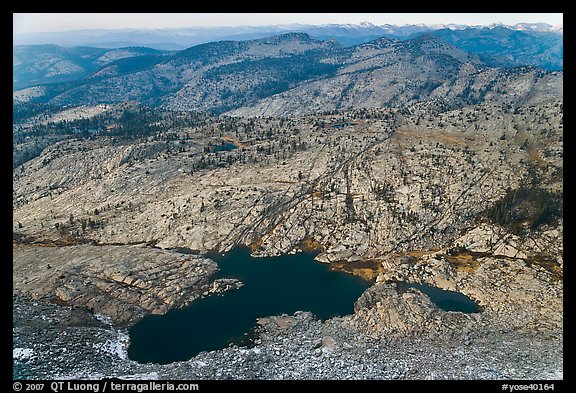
[14,13,563,34]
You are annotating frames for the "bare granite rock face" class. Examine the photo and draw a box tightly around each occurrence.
[13,243,217,325]
[12,94,562,379]
[352,282,439,337]
[454,222,563,263]
[12,101,563,264]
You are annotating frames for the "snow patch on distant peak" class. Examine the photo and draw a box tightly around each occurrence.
[359,21,377,28]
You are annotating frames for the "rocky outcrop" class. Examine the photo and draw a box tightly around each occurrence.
[13,243,217,325]
[454,222,563,264]
[373,247,562,335]
[204,278,244,296]
[352,282,439,337]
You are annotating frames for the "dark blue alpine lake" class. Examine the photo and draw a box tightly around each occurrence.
[128,247,370,364]
[127,247,480,364]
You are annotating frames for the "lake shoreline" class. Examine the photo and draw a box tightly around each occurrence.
[13,241,563,379]
[13,295,562,380]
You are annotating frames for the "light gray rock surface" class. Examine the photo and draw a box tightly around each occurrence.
[13,243,217,325]
[13,98,562,380]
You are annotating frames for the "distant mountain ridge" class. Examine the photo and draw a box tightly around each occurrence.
[13,45,169,90]
[14,21,562,50]
[13,23,562,92]
[427,26,562,70]
[13,32,562,117]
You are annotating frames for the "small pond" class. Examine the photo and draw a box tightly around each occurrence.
[406,282,480,314]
